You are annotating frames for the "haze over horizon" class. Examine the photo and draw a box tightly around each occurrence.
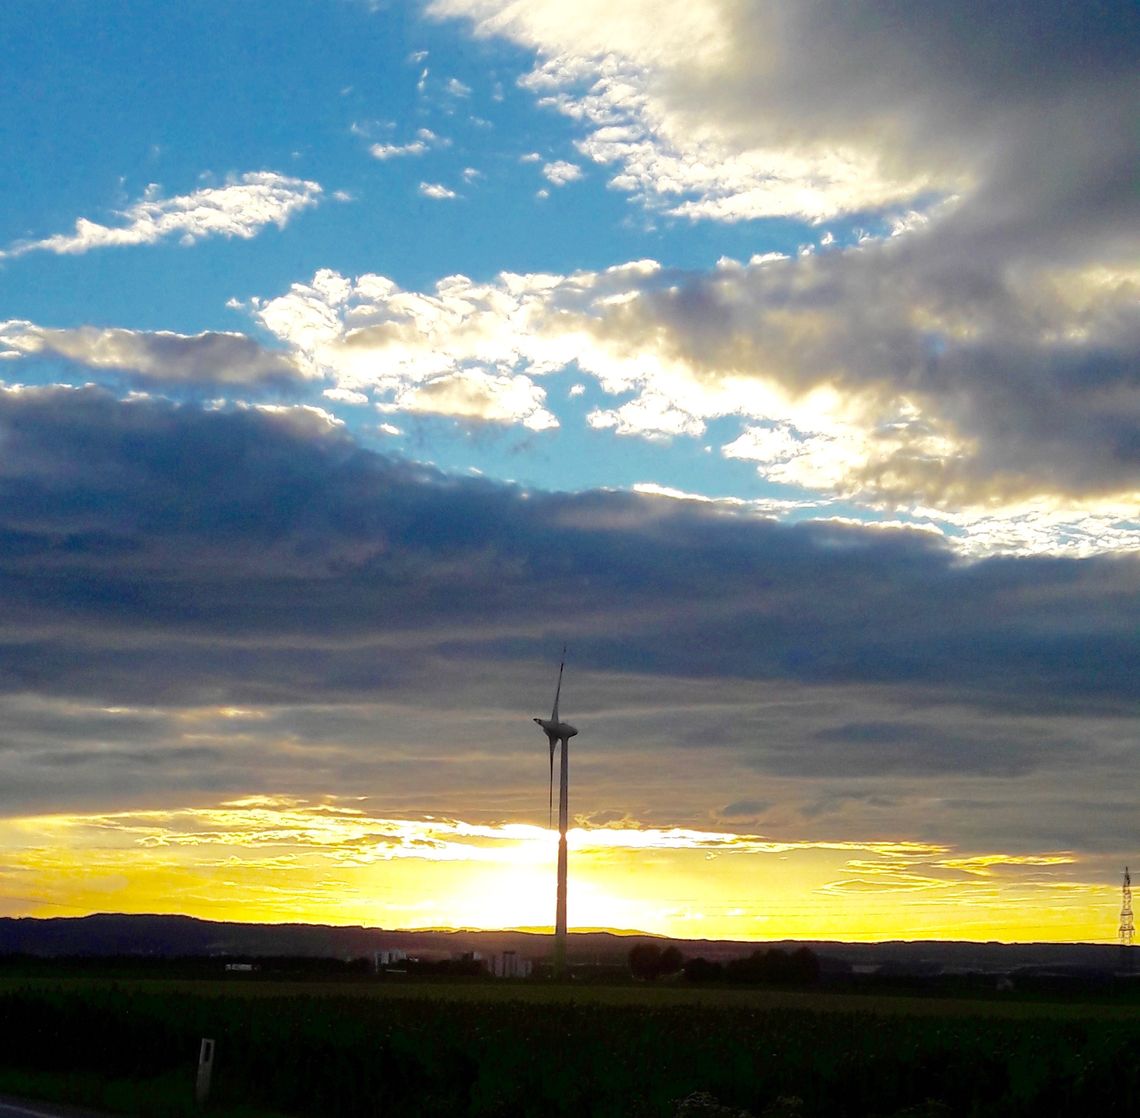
[0,1,1136,945]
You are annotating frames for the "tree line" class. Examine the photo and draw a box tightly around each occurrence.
[628,943,820,984]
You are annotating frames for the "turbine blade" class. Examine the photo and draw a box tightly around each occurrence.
[551,646,566,721]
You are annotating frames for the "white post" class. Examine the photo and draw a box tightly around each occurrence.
[196,1037,215,1105]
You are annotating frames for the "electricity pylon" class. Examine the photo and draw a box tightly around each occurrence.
[1120,866,1134,946]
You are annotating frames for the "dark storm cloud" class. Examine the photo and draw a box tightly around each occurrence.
[0,386,1134,717]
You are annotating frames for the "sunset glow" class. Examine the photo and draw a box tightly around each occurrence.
[0,797,1116,943]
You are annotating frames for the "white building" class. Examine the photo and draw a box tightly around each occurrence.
[491,950,532,978]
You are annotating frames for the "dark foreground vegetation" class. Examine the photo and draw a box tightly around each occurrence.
[628,944,821,985]
[3,977,1140,1118]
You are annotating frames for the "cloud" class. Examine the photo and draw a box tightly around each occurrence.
[391,368,557,428]
[5,792,1107,937]
[0,322,304,388]
[0,387,1131,870]
[418,182,459,200]
[718,800,769,819]
[539,54,925,222]
[542,160,582,186]
[430,0,1138,247]
[370,128,448,160]
[420,5,1139,530]
[430,0,932,221]
[251,268,564,430]
[2,172,323,257]
[0,387,1132,718]
[249,258,1140,545]
[414,1,1138,547]
[584,252,1140,517]
[797,720,1072,779]
[2,798,929,864]
[372,140,430,159]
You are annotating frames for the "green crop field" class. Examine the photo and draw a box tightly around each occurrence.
[5,972,1139,1018]
[2,976,1139,1117]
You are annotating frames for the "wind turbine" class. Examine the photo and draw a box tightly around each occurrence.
[533,649,577,979]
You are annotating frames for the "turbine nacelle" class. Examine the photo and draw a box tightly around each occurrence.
[533,716,578,741]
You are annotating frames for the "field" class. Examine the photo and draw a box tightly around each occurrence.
[2,975,1140,1117]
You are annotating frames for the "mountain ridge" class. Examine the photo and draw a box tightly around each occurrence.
[0,913,1122,973]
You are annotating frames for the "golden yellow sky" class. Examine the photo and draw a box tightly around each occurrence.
[0,795,1119,944]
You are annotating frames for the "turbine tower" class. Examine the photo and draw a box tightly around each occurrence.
[533,649,577,979]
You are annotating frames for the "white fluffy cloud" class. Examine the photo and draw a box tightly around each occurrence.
[252,269,561,431]
[372,140,430,159]
[370,127,448,160]
[523,53,926,221]
[431,0,935,221]
[2,172,323,257]
[419,182,459,200]
[541,159,583,186]
[392,368,554,427]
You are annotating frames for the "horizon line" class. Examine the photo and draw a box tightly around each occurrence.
[0,910,1121,949]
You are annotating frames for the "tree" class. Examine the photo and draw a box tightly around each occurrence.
[683,956,724,982]
[723,947,820,986]
[628,943,663,979]
[628,943,686,980]
[790,946,820,984]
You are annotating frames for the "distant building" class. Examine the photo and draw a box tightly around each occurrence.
[224,963,255,972]
[491,950,532,978]
[374,949,407,970]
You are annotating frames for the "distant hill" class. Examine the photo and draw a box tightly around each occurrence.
[0,914,626,962]
[0,913,1124,975]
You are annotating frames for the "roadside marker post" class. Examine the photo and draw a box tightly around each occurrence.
[196,1037,215,1106]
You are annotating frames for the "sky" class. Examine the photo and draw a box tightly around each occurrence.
[0,0,1137,944]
